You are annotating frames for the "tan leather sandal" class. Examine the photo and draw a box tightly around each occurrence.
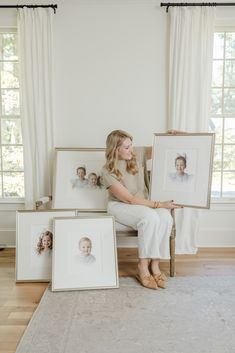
[159,272,167,281]
[152,273,167,289]
[136,273,158,290]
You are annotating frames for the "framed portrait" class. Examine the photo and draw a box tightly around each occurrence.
[52,148,108,211]
[16,209,76,282]
[150,133,215,208]
[51,216,119,291]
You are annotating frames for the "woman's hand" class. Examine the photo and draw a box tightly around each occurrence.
[159,200,181,209]
[167,129,188,135]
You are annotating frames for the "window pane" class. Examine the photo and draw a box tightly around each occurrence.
[211,88,222,114]
[225,33,235,59]
[2,34,18,60]
[1,118,22,144]
[3,172,24,198]
[213,144,222,170]
[2,146,24,171]
[0,31,24,200]
[211,31,235,199]
[1,89,20,115]
[211,171,221,198]
[224,60,235,87]
[209,117,223,143]
[213,32,224,59]
[223,145,235,170]
[1,62,19,88]
[212,60,223,87]
[224,118,235,143]
[224,88,235,113]
[222,172,235,197]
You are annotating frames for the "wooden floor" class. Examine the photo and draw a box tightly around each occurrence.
[1,247,235,353]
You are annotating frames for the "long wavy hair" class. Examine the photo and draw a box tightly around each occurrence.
[36,231,53,255]
[105,130,138,179]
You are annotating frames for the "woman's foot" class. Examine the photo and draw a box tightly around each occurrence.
[152,273,167,289]
[136,273,158,290]
[150,259,167,289]
[136,259,158,290]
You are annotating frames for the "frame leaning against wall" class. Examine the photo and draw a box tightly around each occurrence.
[52,148,108,211]
[52,215,119,291]
[16,209,76,282]
[150,133,215,209]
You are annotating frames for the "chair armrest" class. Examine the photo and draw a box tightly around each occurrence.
[145,146,152,160]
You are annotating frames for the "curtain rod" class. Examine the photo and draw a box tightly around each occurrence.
[0,4,57,14]
[161,2,235,12]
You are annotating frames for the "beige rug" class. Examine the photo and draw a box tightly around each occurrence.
[15,276,235,353]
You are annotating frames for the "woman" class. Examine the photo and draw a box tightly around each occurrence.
[101,130,178,290]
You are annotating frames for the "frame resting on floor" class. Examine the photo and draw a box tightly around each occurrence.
[35,197,176,277]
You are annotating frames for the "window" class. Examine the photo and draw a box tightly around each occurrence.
[0,31,24,200]
[210,31,235,199]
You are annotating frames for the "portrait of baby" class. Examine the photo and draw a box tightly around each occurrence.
[77,236,96,265]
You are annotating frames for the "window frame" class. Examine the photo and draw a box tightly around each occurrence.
[0,27,24,204]
[211,27,235,205]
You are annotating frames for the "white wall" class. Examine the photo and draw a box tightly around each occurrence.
[53,0,169,147]
[0,0,235,248]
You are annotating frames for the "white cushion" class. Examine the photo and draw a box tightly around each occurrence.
[115,221,137,235]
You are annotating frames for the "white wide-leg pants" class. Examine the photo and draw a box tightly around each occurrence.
[108,201,173,259]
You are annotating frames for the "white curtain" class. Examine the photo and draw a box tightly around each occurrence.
[168,7,216,254]
[17,8,54,209]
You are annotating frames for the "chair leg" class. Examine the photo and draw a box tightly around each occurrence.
[170,209,176,277]
[170,235,175,277]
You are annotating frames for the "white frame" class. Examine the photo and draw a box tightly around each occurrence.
[150,133,215,208]
[52,148,108,211]
[16,209,76,282]
[52,216,119,291]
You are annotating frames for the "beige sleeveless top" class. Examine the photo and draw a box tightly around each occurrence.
[101,147,149,202]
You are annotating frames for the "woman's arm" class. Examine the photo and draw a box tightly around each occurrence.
[109,181,178,210]
[167,129,188,135]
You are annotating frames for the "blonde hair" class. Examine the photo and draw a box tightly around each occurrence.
[105,130,138,178]
[88,172,97,179]
[36,231,53,254]
[79,237,92,249]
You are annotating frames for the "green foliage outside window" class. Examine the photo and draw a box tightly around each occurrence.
[210,32,235,198]
[0,32,24,199]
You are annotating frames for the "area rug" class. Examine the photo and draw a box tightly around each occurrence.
[15,276,235,353]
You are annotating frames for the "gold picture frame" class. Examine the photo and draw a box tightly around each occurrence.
[52,215,119,291]
[52,148,108,211]
[150,133,215,208]
[16,209,77,282]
